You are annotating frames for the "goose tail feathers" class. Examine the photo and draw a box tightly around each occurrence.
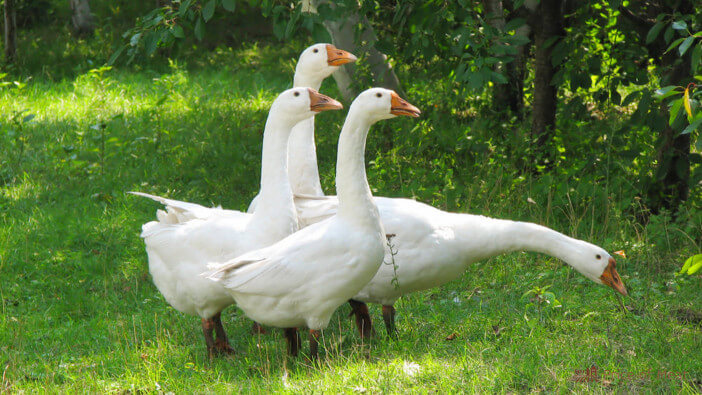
[128,191,220,224]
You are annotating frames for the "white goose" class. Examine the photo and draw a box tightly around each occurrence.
[245,42,355,334]
[247,43,357,212]
[131,88,342,355]
[291,125,628,338]
[304,197,629,336]
[204,88,421,358]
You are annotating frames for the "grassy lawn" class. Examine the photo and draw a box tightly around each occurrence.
[1,42,700,392]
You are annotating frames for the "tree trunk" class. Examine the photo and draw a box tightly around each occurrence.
[486,0,533,119]
[505,24,529,119]
[482,0,509,110]
[651,117,691,212]
[4,0,17,62]
[618,1,693,214]
[647,56,692,213]
[303,0,405,102]
[70,0,94,36]
[507,0,538,120]
[530,0,563,168]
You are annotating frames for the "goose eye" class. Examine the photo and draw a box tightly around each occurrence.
[313,48,318,53]
[294,91,300,97]
[596,254,601,260]
[376,93,382,98]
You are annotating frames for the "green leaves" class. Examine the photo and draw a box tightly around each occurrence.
[679,254,702,275]
[194,18,205,41]
[678,36,694,56]
[88,66,113,78]
[681,116,702,135]
[692,44,701,73]
[202,0,216,22]
[655,79,699,133]
[541,291,561,307]
[504,18,525,32]
[144,32,160,56]
[107,45,126,66]
[658,81,700,133]
[665,37,686,54]
[669,97,683,125]
[621,91,641,107]
[171,25,185,39]
[117,0,236,62]
[129,33,142,47]
[522,285,562,308]
[222,0,236,12]
[661,23,699,57]
[646,21,665,44]
[551,40,569,67]
[655,86,679,100]
[672,20,688,31]
[179,0,194,17]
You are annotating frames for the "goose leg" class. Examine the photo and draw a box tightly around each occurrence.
[251,321,267,335]
[349,299,375,339]
[309,329,321,361]
[283,328,302,357]
[382,305,397,338]
[212,312,234,355]
[201,318,216,357]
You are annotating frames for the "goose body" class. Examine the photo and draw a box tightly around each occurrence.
[208,210,385,330]
[136,194,296,318]
[131,88,342,354]
[205,88,421,357]
[296,195,627,308]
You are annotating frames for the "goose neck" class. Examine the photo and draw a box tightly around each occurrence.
[256,113,295,215]
[335,109,377,222]
[288,74,324,196]
[287,117,324,196]
[511,222,576,262]
[293,74,322,91]
[460,218,577,263]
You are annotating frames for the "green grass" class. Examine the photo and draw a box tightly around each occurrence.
[1,41,700,392]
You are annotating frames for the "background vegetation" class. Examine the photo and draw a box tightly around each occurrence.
[1,0,700,392]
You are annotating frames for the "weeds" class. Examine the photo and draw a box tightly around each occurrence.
[522,284,562,325]
[150,59,188,152]
[5,109,34,169]
[1,76,34,183]
[384,233,400,290]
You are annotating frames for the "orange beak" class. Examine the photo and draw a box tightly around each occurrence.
[390,92,421,117]
[326,44,357,66]
[600,257,628,296]
[308,88,343,112]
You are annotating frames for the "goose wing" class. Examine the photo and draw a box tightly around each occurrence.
[205,221,337,297]
[293,194,339,227]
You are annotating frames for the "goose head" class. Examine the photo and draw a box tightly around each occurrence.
[350,88,421,123]
[563,241,628,296]
[270,87,343,125]
[295,43,357,85]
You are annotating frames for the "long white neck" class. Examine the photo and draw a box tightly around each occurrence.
[293,74,322,91]
[287,117,324,196]
[335,107,379,225]
[452,215,580,265]
[253,112,297,222]
[289,74,325,196]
